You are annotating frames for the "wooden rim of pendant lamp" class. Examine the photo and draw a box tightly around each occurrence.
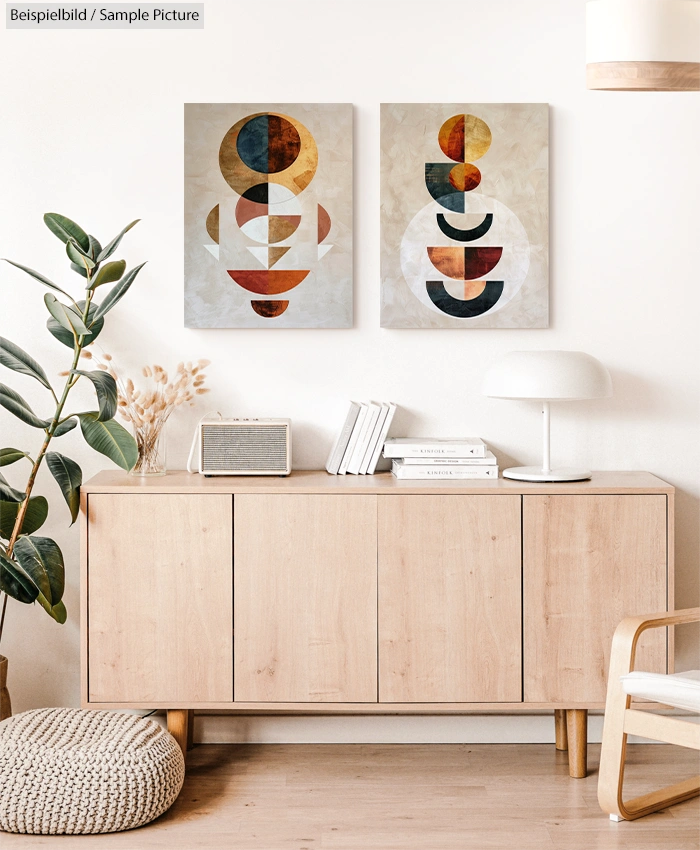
[586,1,700,91]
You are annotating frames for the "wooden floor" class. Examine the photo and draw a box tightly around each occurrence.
[2,744,698,849]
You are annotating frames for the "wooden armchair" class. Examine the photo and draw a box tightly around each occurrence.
[598,608,700,821]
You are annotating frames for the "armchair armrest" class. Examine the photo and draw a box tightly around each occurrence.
[609,608,700,681]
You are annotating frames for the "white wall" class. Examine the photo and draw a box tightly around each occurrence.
[1,0,698,742]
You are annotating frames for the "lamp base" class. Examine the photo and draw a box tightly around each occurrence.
[503,466,592,483]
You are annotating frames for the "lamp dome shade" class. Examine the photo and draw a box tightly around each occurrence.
[586,0,700,90]
[483,351,613,401]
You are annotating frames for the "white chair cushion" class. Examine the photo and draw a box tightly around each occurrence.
[621,670,700,713]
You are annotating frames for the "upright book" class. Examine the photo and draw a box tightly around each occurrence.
[384,437,487,459]
[338,403,368,475]
[347,402,382,474]
[325,402,362,475]
[366,402,397,474]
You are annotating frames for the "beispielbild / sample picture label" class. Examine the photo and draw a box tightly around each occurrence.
[6,4,204,28]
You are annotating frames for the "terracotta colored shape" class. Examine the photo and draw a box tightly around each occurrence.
[427,247,503,281]
[449,163,482,192]
[236,196,268,228]
[227,269,310,295]
[251,300,289,318]
[318,204,331,244]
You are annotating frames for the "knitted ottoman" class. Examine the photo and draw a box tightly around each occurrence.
[0,708,185,834]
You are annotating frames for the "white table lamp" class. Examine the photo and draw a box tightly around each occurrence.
[483,350,613,482]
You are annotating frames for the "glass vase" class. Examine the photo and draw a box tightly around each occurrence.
[130,422,167,477]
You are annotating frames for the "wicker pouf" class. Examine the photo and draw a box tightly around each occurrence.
[0,708,185,834]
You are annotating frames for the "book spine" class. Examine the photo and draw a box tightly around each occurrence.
[400,454,496,466]
[391,462,498,480]
[338,404,367,475]
[384,445,487,458]
[359,404,389,474]
[325,404,360,475]
[367,403,397,474]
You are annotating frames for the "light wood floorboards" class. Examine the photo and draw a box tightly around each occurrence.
[2,744,698,849]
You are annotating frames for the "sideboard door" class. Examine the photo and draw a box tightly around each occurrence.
[234,494,378,703]
[523,495,668,704]
[378,495,522,703]
[87,494,233,704]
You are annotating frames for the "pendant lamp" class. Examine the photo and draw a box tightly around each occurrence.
[587,0,700,90]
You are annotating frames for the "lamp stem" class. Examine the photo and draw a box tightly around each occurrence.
[542,401,551,473]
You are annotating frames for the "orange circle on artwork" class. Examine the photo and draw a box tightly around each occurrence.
[449,163,481,192]
[438,114,492,162]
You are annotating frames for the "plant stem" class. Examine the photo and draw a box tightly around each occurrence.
[0,289,93,646]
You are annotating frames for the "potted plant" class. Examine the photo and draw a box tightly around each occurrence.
[0,213,144,719]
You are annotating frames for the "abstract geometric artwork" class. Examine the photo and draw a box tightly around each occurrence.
[185,104,352,328]
[381,104,548,328]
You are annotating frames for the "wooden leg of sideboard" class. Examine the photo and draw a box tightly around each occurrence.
[566,709,588,778]
[554,709,568,751]
[187,709,195,750]
[167,709,189,759]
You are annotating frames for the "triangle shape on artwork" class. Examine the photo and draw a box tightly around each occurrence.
[246,246,269,268]
[318,244,333,260]
[204,244,220,261]
[268,246,291,268]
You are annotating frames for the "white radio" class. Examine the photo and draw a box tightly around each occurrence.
[188,417,292,476]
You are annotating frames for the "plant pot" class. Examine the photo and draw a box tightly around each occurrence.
[0,655,11,721]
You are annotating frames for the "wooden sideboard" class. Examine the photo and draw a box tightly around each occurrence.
[80,470,674,777]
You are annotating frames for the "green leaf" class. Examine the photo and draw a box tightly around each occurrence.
[37,595,67,624]
[13,535,64,606]
[71,370,117,421]
[89,260,126,290]
[47,300,103,348]
[91,262,146,323]
[97,219,140,263]
[53,417,77,437]
[79,413,138,471]
[0,472,25,502]
[0,336,52,391]
[0,384,50,429]
[46,451,82,524]
[0,550,38,604]
[0,496,48,538]
[44,294,90,338]
[66,239,95,271]
[2,259,75,301]
[88,235,102,262]
[43,213,90,252]
[0,448,28,467]
[70,262,88,279]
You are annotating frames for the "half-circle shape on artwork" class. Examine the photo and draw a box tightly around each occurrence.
[427,247,503,280]
[251,300,289,317]
[425,164,464,212]
[426,280,504,318]
[227,270,310,295]
[436,213,493,242]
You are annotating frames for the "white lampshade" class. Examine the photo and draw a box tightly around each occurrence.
[483,350,613,401]
[586,0,700,90]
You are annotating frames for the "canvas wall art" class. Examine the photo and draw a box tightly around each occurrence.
[381,103,548,329]
[185,103,353,328]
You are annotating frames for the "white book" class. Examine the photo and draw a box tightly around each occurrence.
[383,437,487,459]
[400,450,497,466]
[325,402,362,475]
[338,403,368,475]
[359,403,389,474]
[347,402,381,474]
[367,402,397,475]
[392,460,498,480]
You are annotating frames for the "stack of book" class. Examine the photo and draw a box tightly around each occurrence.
[384,437,499,480]
[326,402,398,475]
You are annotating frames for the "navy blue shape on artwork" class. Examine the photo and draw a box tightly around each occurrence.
[237,115,270,174]
[424,164,464,212]
[436,213,494,242]
[426,280,504,318]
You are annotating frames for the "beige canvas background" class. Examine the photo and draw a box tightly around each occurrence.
[185,103,353,328]
[381,103,549,328]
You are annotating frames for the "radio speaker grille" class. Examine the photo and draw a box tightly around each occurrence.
[201,423,289,474]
